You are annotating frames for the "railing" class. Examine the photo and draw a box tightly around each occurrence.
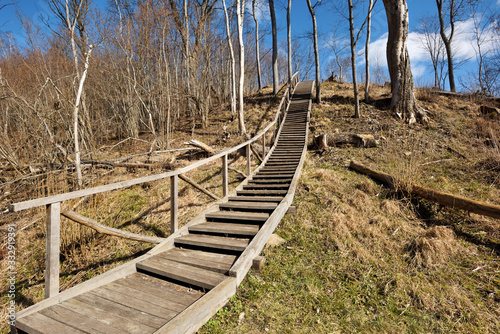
[9,72,300,300]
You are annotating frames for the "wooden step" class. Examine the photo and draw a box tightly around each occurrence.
[156,248,236,274]
[243,184,289,190]
[205,211,269,222]
[174,234,250,252]
[137,256,227,290]
[248,178,292,184]
[189,222,260,237]
[237,189,288,196]
[228,196,283,202]
[252,173,295,179]
[220,201,278,211]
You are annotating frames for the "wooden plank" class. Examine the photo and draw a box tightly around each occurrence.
[154,277,237,334]
[136,256,227,290]
[126,272,204,306]
[228,196,283,202]
[156,248,235,274]
[89,286,175,320]
[40,304,126,334]
[237,190,288,196]
[174,234,249,252]
[205,211,269,222]
[243,184,290,190]
[45,202,60,299]
[16,312,87,334]
[104,281,186,313]
[219,201,278,210]
[189,222,260,236]
[15,252,143,320]
[252,174,295,179]
[74,292,168,328]
[159,248,236,267]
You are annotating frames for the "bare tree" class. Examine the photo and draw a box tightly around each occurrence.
[269,0,279,95]
[364,0,374,102]
[416,16,446,89]
[287,0,292,84]
[435,0,474,92]
[382,0,428,124]
[252,0,262,91]
[222,0,237,118]
[305,0,321,103]
[236,0,247,134]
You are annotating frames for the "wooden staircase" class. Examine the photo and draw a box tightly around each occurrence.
[13,81,314,334]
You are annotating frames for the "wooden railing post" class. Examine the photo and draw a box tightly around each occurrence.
[262,134,266,160]
[246,144,251,176]
[170,175,178,233]
[222,155,228,197]
[45,202,60,299]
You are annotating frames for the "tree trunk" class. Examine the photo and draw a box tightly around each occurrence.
[382,0,428,124]
[222,0,237,119]
[348,0,360,117]
[287,0,292,84]
[436,0,456,92]
[269,0,279,95]
[364,0,373,103]
[252,0,262,91]
[73,46,93,188]
[236,0,247,134]
[306,0,321,103]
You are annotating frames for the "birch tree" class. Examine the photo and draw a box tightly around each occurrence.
[236,0,247,134]
[305,0,321,103]
[364,0,373,102]
[287,0,292,84]
[252,0,262,91]
[382,0,428,124]
[269,0,279,95]
[222,0,237,118]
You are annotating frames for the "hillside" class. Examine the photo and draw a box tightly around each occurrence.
[1,82,500,333]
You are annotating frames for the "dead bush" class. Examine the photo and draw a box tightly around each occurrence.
[408,226,460,268]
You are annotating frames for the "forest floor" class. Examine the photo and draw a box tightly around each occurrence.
[1,82,500,333]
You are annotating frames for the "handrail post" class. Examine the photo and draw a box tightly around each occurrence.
[246,144,251,176]
[262,134,266,160]
[222,155,228,197]
[170,175,178,233]
[45,202,60,299]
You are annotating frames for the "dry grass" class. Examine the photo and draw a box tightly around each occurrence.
[408,225,461,267]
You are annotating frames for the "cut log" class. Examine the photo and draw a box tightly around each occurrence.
[184,139,216,155]
[312,133,378,149]
[349,160,500,220]
[61,210,165,243]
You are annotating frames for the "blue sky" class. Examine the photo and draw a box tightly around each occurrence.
[1,0,499,90]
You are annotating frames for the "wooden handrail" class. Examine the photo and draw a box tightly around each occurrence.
[9,71,300,213]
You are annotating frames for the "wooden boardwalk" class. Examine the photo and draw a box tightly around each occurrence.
[13,81,314,334]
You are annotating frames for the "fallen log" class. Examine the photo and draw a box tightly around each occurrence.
[349,160,500,220]
[313,133,378,149]
[62,210,165,244]
[184,139,216,154]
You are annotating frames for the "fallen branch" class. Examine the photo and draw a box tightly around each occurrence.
[179,174,220,200]
[61,210,165,244]
[229,166,247,178]
[184,139,216,154]
[250,144,263,163]
[349,160,500,220]
[313,133,378,150]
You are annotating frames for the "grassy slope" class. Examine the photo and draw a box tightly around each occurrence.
[200,82,500,333]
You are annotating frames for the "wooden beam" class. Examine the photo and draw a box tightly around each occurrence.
[349,160,500,220]
[179,174,220,200]
[222,155,228,197]
[45,202,60,299]
[171,175,178,233]
[246,144,251,176]
[252,256,266,273]
[61,211,165,244]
